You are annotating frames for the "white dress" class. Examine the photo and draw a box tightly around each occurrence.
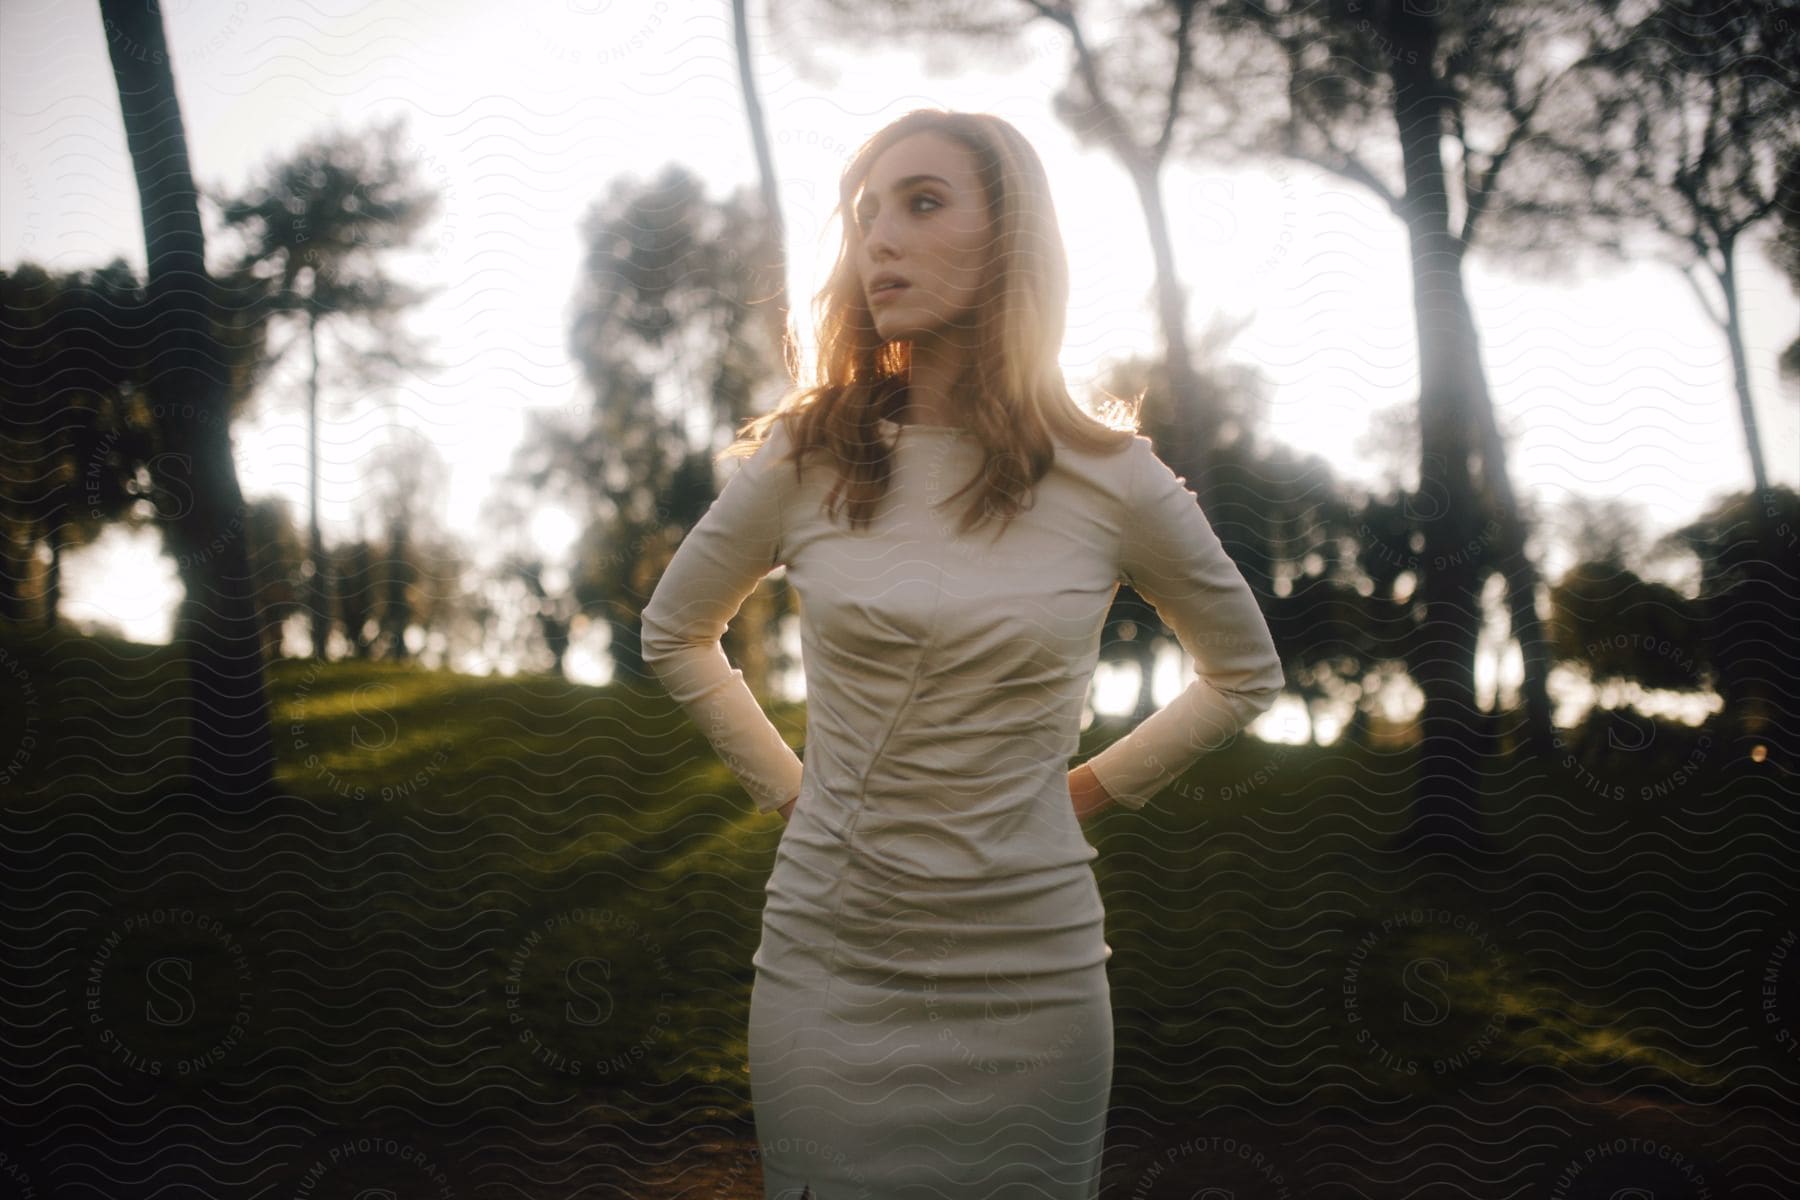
[640,413,1284,1199]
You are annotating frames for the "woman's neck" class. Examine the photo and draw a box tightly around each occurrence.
[898,332,977,426]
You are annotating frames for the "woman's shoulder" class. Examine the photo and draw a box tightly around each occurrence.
[735,410,810,476]
[1046,420,1148,490]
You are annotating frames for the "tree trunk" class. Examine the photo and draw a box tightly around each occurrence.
[733,0,788,340]
[1110,153,1277,623]
[1720,236,1771,500]
[1500,559,1555,754]
[1388,8,1492,858]
[99,0,276,801]
[729,0,788,706]
[1456,307,1555,757]
[1125,160,1219,474]
[1051,6,1223,519]
[385,516,411,661]
[306,312,330,659]
[0,518,23,623]
[340,541,372,659]
[1113,158,1281,642]
[540,611,571,677]
[43,521,61,631]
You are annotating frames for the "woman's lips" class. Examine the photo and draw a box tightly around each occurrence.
[870,284,910,305]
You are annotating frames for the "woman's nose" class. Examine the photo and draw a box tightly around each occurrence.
[862,209,899,259]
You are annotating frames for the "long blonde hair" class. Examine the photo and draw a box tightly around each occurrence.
[724,108,1139,537]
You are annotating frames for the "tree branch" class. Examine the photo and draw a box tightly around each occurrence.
[1462,73,1550,247]
[1021,0,1147,173]
[1674,257,1727,331]
[1154,0,1197,162]
[1449,92,1474,237]
[1282,131,1401,214]
[1461,18,1640,250]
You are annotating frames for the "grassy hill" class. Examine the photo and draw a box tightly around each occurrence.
[3,623,1795,1195]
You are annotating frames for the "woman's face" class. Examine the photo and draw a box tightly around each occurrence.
[853,131,992,345]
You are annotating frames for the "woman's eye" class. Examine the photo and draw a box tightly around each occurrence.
[856,194,940,230]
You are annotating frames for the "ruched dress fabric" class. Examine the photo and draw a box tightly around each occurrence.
[639,415,1284,1199]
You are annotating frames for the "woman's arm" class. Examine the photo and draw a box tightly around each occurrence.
[639,419,805,816]
[1082,437,1285,813]
[1067,762,1114,823]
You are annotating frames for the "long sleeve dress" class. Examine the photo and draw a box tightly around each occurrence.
[639,413,1284,1199]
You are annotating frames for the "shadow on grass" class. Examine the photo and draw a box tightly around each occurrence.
[3,625,1795,1196]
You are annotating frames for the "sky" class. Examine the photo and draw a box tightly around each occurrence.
[2,0,1795,729]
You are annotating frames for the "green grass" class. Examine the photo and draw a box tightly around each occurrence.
[4,623,1791,1131]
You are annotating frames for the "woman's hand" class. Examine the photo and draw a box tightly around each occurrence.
[1067,763,1115,824]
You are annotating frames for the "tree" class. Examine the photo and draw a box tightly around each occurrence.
[1546,560,1707,693]
[1180,0,1656,852]
[98,0,276,799]
[1673,487,1800,771]
[503,555,578,677]
[1484,0,1800,501]
[1774,148,1800,386]
[0,258,274,632]
[315,422,451,663]
[336,537,379,659]
[494,166,786,684]
[0,261,146,626]
[244,495,305,664]
[364,423,448,662]
[215,118,439,659]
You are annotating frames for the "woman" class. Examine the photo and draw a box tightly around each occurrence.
[639,109,1284,1199]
